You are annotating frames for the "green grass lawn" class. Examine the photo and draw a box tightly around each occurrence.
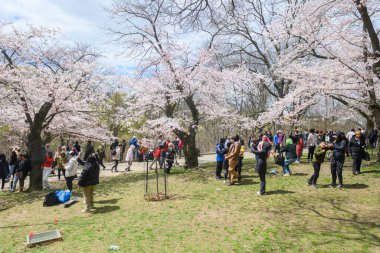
[0,158,379,253]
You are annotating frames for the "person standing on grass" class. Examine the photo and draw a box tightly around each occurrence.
[307,142,327,189]
[225,135,241,186]
[215,138,226,179]
[78,154,100,213]
[307,129,318,163]
[296,134,304,163]
[96,145,106,170]
[83,140,94,162]
[166,144,176,174]
[8,149,17,188]
[223,138,232,183]
[0,154,8,192]
[348,130,366,175]
[328,131,347,188]
[57,152,66,181]
[11,154,31,192]
[235,139,245,183]
[280,137,297,176]
[111,144,122,172]
[42,151,54,190]
[251,141,272,196]
[64,151,80,191]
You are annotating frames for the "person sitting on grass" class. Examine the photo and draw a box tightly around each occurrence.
[78,154,100,213]
[280,136,297,176]
[307,142,327,189]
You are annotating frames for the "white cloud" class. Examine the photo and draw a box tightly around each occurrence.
[0,0,135,74]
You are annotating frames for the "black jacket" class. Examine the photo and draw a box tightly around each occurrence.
[16,158,32,178]
[78,161,100,187]
[348,136,366,156]
[9,152,17,166]
[280,144,297,159]
[331,140,347,161]
[0,159,8,178]
[84,144,95,161]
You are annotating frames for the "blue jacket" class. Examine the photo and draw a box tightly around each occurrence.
[216,144,225,162]
[129,138,139,148]
[274,135,279,145]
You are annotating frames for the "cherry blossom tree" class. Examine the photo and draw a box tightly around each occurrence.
[0,23,110,190]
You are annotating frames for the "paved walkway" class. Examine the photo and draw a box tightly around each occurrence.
[9,152,255,190]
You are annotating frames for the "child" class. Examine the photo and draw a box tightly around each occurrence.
[307,142,327,188]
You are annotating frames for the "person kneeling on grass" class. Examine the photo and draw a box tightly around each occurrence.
[78,154,100,213]
[251,141,272,196]
[307,142,327,189]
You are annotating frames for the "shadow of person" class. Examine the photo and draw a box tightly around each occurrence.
[94,205,120,214]
[361,170,380,174]
[291,173,309,176]
[343,184,369,189]
[95,198,121,204]
[267,190,295,195]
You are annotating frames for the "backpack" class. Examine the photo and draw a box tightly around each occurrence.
[111,149,117,156]
[43,191,59,207]
[275,153,285,166]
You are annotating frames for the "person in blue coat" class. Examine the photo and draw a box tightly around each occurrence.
[215,138,226,179]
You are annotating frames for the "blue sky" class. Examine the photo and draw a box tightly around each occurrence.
[0,0,134,75]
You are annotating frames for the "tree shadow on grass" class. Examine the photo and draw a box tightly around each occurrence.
[267,190,295,195]
[94,205,120,214]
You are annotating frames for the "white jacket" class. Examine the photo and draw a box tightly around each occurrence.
[65,156,79,177]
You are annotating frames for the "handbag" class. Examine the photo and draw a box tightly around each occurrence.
[275,153,285,166]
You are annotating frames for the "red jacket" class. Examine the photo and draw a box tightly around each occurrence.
[42,154,54,168]
[153,148,161,159]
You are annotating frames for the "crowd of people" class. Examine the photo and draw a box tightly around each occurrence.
[215,127,378,196]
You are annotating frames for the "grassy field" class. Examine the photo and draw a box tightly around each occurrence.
[0,156,379,253]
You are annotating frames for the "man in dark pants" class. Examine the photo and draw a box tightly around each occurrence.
[348,130,366,175]
[328,132,347,188]
[251,141,272,196]
[308,142,327,188]
[215,138,226,179]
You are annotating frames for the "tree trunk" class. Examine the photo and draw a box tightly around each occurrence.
[27,128,44,191]
[184,128,198,169]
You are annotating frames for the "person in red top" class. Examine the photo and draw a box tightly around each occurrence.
[42,152,54,190]
[178,138,183,159]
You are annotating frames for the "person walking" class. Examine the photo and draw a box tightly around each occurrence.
[280,137,297,176]
[125,145,135,171]
[225,135,241,186]
[251,141,272,196]
[348,130,366,175]
[307,129,318,163]
[42,152,54,190]
[328,131,347,188]
[111,144,122,172]
[307,142,327,189]
[64,151,80,191]
[78,154,100,213]
[215,138,226,179]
